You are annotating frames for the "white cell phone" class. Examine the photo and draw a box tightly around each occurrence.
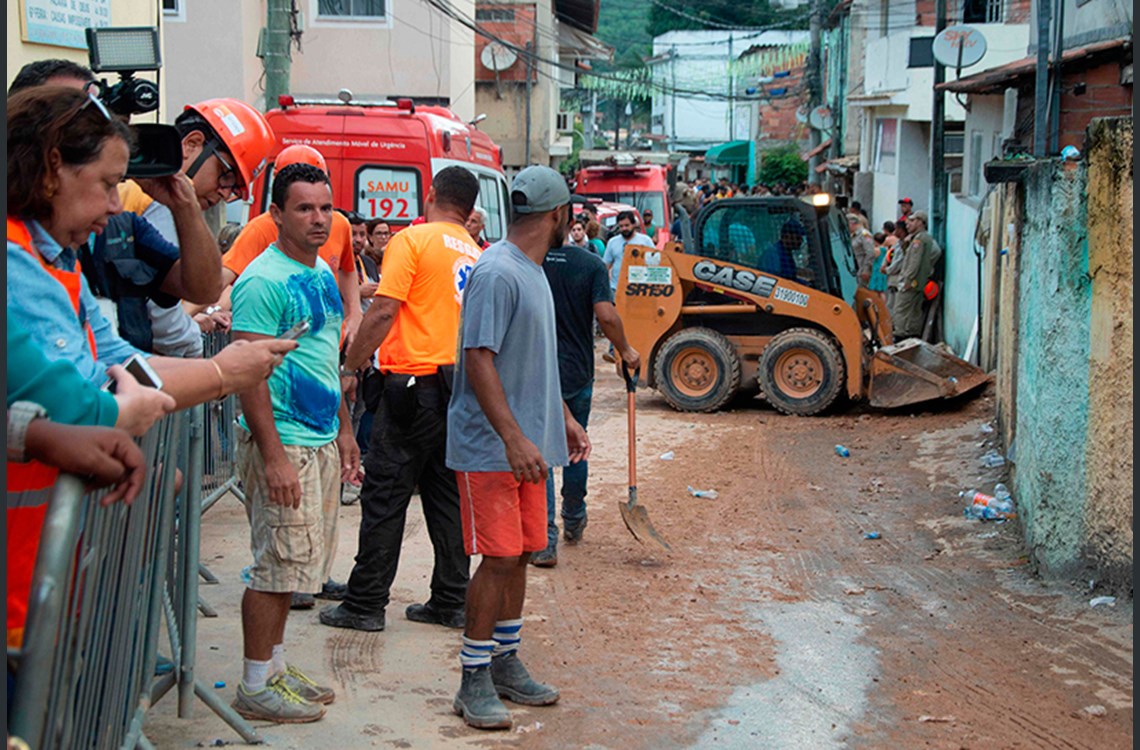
[104,353,164,392]
[280,319,311,341]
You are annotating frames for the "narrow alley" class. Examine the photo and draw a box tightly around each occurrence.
[147,357,1133,749]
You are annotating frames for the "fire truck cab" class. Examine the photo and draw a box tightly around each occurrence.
[249,95,511,243]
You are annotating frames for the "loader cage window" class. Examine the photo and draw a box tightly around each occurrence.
[698,204,828,291]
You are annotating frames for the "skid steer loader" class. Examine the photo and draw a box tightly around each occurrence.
[615,195,988,415]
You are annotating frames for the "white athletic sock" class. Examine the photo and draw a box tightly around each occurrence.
[492,618,523,657]
[271,643,286,676]
[242,658,273,693]
[459,636,496,670]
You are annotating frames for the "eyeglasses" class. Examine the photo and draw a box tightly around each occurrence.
[213,151,244,201]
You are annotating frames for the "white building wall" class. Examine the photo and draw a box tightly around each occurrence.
[163,0,470,116]
[652,29,808,152]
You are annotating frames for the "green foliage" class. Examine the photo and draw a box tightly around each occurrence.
[595,0,655,68]
[646,0,809,39]
[559,120,587,177]
[758,145,808,187]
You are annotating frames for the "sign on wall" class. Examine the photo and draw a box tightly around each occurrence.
[20,0,111,50]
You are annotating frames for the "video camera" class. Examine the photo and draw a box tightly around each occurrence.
[85,26,181,178]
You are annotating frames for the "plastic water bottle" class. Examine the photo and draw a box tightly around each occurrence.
[835,445,851,458]
[961,489,994,520]
[989,483,1015,517]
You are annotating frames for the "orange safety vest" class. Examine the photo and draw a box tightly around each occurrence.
[6,217,98,647]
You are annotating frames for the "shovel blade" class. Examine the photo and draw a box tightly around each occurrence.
[619,498,671,551]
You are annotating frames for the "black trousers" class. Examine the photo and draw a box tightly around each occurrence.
[342,375,469,614]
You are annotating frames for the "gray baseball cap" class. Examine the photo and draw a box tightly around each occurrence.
[510,165,571,214]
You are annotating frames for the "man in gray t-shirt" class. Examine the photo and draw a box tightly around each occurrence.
[445,165,591,731]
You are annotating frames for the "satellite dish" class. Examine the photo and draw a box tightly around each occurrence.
[932,25,987,69]
[808,106,833,131]
[481,43,518,72]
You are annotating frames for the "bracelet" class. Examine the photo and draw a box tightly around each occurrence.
[208,358,226,400]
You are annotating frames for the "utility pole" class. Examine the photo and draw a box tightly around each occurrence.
[806,0,824,186]
[264,0,292,109]
[1033,0,1052,156]
[728,33,735,142]
[524,40,534,164]
[931,0,948,251]
[584,90,596,150]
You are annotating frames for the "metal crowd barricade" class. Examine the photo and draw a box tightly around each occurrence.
[149,404,260,744]
[196,330,243,617]
[10,415,180,749]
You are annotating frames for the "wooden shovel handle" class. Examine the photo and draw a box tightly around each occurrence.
[623,365,639,489]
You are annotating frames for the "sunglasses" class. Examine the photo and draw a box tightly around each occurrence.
[61,89,112,128]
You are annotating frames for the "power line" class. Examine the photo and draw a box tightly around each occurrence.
[646,0,808,31]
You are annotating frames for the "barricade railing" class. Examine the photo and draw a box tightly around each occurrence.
[197,330,243,617]
[9,392,262,745]
[10,415,180,749]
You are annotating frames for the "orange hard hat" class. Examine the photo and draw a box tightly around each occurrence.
[276,144,328,174]
[184,98,275,200]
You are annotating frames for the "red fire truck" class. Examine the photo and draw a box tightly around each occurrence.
[248,94,511,243]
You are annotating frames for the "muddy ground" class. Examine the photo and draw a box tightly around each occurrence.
[146,360,1133,749]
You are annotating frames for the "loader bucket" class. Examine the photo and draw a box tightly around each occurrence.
[868,338,990,408]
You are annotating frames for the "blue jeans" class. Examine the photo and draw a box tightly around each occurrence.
[545,384,593,549]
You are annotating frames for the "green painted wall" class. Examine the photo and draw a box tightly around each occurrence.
[1011,160,1092,578]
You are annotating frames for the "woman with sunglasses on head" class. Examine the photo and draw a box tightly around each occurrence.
[6,86,300,646]
[6,87,298,415]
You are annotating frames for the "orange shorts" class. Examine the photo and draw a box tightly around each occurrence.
[456,471,547,557]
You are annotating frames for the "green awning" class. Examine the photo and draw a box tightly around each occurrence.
[704,140,751,166]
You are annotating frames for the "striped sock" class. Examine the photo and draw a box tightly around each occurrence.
[492,619,523,658]
[460,636,495,670]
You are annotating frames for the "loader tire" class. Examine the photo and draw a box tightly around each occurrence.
[654,328,741,413]
[758,328,845,416]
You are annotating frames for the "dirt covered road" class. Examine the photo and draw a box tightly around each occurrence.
[147,360,1132,749]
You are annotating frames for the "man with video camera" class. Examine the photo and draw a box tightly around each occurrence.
[8,42,273,358]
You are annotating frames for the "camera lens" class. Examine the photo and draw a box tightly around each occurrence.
[128,79,159,113]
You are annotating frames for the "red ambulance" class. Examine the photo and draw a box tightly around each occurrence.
[248,95,511,243]
[574,152,674,248]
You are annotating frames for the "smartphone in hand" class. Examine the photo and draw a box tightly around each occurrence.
[280,319,311,341]
[103,353,164,393]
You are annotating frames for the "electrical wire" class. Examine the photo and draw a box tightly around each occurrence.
[424,0,810,101]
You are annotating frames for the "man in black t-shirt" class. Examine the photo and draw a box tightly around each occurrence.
[532,245,640,567]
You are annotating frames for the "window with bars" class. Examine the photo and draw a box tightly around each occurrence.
[318,0,386,19]
[475,8,516,23]
[962,0,1003,24]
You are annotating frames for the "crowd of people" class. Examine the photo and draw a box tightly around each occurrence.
[846,196,943,339]
[6,58,642,734]
[6,54,940,737]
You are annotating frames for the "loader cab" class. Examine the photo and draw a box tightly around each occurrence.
[692,197,858,306]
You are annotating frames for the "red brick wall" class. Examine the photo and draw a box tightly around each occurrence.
[758,67,809,144]
[1004,0,1031,24]
[928,0,1031,25]
[1060,62,1133,150]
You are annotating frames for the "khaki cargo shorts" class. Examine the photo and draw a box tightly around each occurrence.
[237,428,340,594]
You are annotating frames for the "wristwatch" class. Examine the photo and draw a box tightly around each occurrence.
[7,401,49,463]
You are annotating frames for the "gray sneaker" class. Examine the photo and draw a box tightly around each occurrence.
[232,674,326,724]
[282,664,336,705]
[491,652,559,706]
[453,666,512,730]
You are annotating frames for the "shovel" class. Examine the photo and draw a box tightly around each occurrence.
[619,365,671,551]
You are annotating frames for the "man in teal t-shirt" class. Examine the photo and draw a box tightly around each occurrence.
[229,164,360,725]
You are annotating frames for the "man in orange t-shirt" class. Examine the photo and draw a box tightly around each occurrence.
[319,166,482,634]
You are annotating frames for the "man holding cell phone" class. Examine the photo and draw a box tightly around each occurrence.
[229,163,361,724]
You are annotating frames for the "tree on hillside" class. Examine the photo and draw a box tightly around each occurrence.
[647,0,809,38]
